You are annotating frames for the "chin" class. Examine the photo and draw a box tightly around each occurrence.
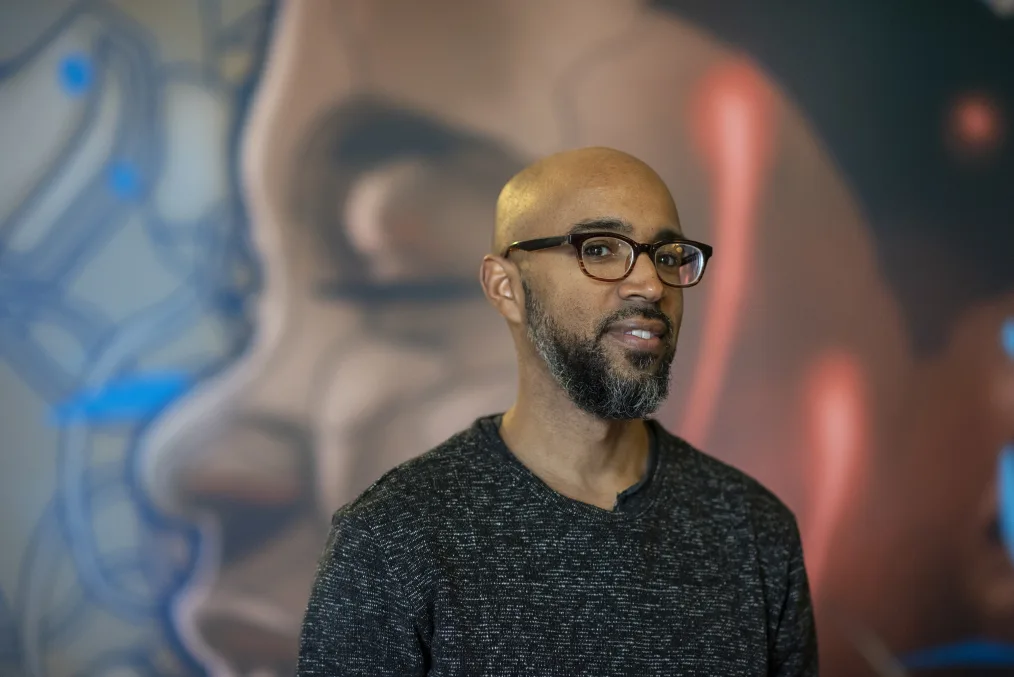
[622,350,670,373]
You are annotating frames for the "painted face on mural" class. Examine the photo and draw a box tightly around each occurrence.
[137,2,1014,677]
[5,1,1014,677]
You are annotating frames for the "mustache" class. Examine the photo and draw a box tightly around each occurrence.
[595,306,674,341]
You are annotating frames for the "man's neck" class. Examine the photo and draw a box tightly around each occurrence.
[499,386,651,511]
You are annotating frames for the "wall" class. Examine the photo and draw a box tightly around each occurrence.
[1,1,1013,676]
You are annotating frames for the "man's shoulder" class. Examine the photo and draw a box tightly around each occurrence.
[332,420,493,532]
[654,423,798,533]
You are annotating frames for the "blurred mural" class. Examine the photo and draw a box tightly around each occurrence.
[1,1,1013,676]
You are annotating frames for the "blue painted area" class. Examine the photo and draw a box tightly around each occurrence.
[1001,317,1014,360]
[58,53,93,96]
[50,371,192,425]
[1000,446,1014,564]
[901,639,1014,669]
[0,591,20,665]
[6,1,281,673]
[106,162,142,201]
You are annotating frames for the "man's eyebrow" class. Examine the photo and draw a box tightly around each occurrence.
[653,227,684,241]
[567,218,634,235]
[567,219,685,241]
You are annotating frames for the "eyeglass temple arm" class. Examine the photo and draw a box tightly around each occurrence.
[501,236,570,257]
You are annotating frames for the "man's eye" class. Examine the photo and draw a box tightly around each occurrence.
[657,254,679,268]
[582,240,620,258]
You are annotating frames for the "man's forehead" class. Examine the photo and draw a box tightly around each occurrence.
[537,184,682,238]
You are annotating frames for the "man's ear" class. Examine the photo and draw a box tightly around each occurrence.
[480,255,523,324]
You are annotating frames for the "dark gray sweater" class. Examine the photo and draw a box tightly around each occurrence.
[298,415,818,676]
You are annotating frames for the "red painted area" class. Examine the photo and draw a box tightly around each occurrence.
[800,350,868,596]
[947,91,1006,162]
[680,58,778,446]
[952,93,1003,150]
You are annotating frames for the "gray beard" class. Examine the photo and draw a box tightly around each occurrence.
[523,280,673,420]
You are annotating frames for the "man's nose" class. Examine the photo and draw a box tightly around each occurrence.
[618,251,666,303]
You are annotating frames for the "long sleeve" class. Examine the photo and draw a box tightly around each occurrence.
[298,512,427,676]
[770,521,819,676]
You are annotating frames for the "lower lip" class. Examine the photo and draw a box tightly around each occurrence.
[608,331,664,351]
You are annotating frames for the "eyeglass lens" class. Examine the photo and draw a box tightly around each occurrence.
[579,236,704,286]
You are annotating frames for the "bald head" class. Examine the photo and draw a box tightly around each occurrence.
[493,147,678,255]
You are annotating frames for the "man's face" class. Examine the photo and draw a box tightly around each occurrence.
[515,178,687,420]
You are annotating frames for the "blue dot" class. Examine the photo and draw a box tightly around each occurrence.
[106,162,142,201]
[58,53,93,96]
[1002,317,1014,360]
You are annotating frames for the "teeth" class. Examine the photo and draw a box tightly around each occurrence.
[626,329,653,340]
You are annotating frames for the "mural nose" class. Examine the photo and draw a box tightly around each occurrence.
[172,414,317,564]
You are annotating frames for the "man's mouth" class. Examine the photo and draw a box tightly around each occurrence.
[609,331,664,352]
[604,318,670,352]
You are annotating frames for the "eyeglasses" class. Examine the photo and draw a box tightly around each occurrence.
[502,232,713,288]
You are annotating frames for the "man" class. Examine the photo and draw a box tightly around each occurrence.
[297,146,818,676]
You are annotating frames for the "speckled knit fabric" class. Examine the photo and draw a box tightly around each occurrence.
[298,415,817,676]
